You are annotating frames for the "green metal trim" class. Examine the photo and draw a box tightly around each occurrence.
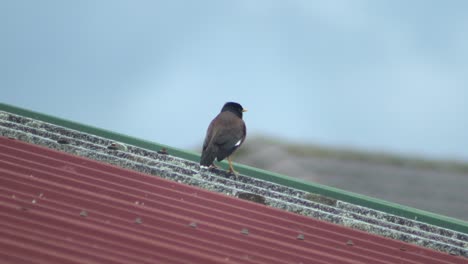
[1,102,467,233]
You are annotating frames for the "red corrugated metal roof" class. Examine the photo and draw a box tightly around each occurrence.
[0,136,466,264]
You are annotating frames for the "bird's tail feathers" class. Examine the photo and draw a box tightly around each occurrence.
[200,144,218,166]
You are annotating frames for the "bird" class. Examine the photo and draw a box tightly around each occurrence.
[200,102,247,174]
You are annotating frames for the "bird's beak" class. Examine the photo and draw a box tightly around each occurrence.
[242,109,248,112]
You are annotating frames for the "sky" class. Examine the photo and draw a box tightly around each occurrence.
[1,0,468,161]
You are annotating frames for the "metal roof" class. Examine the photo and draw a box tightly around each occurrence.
[1,137,467,264]
[0,103,467,262]
[1,102,467,234]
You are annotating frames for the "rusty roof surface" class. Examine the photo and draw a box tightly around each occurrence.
[1,137,467,264]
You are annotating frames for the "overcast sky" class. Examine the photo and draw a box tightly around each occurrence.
[2,0,468,161]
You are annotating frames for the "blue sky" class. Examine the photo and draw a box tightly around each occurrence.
[2,1,468,160]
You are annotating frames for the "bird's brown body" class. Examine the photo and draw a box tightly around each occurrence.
[200,102,247,173]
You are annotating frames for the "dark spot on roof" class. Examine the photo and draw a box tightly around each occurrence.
[158,148,168,155]
[18,206,29,212]
[107,143,119,150]
[304,193,337,206]
[107,142,127,151]
[237,192,266,205]
[57,138,70,144]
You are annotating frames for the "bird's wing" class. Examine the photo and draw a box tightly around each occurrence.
[202,120,215,152]
[212,113,246,161]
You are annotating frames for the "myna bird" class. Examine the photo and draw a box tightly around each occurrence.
[200,102,247,174]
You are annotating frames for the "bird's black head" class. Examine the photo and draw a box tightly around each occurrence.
[221,102,247,118]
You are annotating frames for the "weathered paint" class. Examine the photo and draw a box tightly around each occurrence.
[0,137,466,264]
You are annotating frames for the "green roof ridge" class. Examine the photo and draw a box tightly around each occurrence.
[1,102,467,233]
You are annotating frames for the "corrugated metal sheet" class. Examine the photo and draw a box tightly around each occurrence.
[1,137,466,264]
[2,108,468,258]
[1,102,467,235]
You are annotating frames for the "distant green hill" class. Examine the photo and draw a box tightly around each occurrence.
[236,136,468,173]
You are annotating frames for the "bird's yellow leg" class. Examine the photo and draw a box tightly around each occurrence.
[228,156,238,174]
